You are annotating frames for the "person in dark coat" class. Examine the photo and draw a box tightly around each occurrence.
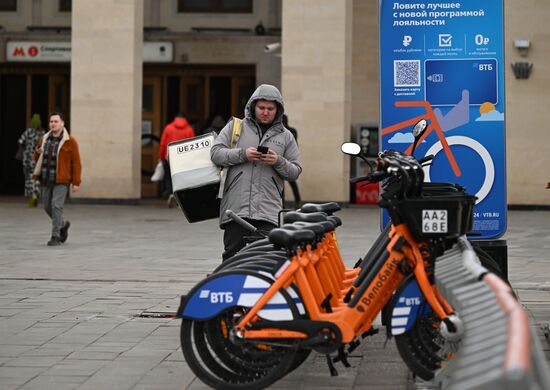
[17,113,45,207]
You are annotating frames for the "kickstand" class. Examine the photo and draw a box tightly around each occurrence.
[333,346,351,368]
[325,354,338,376]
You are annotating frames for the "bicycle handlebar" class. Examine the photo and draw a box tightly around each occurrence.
[350,170,388,184]
[225,210,259,235]
[348,149,429,199]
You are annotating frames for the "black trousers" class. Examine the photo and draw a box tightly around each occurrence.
[162,160,172,196]
[222,219,277,261]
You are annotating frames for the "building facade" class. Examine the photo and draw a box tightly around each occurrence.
[0,0,548,206]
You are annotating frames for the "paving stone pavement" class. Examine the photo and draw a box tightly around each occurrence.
[0,197,549,389]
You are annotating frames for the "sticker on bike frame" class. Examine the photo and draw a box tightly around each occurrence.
[422,210,448,233]
[181,274,304,320]
[391,279,430,335]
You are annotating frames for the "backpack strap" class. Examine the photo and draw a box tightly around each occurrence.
[230,117,242,147]
[218,117,243,199]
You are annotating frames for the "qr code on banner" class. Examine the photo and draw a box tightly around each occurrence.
[394,60,421,87]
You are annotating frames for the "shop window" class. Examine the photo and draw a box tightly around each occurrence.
[59,0,71,12]
[0,0,16,12]
[178,0,252,13]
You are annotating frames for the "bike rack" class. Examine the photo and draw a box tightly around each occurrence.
[432,237,550,390]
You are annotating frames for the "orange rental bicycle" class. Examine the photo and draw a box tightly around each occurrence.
[177,123,479,389]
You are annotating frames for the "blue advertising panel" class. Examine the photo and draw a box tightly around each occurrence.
[379,0,506,239]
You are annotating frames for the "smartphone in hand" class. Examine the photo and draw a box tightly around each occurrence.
[256,145,269,154]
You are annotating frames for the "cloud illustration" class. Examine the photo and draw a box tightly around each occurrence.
[475,109,504,122]
[388,132,415,143]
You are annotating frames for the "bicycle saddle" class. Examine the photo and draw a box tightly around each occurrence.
[284,211,327,224]
[327,215,342,228]
[291,221,330,237]
[299,202,341,215]
[268,228,316,248]
[281,223,324,239]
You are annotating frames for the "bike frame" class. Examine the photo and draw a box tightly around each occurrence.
[235,222,454,345]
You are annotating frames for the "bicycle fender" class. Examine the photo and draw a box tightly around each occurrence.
[382,275,431,336]
[177,270,305,321]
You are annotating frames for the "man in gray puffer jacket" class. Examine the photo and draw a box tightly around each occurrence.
[211,84,302,260]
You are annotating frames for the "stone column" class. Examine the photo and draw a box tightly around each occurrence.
[71,0,143,200]
[282,0,352,202]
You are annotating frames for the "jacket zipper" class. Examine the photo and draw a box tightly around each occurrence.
[225,171,243,194]
[271,176,283,198]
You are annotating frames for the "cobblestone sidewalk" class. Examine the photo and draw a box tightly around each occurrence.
[0,199,548,389]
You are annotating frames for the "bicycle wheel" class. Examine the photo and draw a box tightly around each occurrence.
[473,246,504,279]
[181,317,294,390]
[205,315,311,376]
[394,307,443,380]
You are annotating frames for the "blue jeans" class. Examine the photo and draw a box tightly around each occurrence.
[42,184,69,239]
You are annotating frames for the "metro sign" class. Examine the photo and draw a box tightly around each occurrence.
[12,45,40,57]
[7,42,71,62]
[6,41,174,63]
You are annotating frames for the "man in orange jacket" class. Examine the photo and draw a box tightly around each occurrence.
[158,113,195,206]
[33,112,81,246]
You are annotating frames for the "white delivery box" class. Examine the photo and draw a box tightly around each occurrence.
[168,132,220,222]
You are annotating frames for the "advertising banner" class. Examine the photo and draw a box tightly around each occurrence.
[379,0,506,239]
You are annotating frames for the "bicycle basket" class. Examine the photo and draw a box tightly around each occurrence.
[394,193,476,241]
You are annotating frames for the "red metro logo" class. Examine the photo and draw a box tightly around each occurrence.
[28,46,39,56]
[11,45,39,57]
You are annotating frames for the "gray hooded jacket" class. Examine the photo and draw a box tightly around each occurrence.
[211,84,302,226]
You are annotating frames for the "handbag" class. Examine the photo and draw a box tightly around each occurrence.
[150,161,165,182]
[15,144,24,161]
[168,118,242,223]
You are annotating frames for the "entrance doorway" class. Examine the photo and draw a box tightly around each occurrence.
[49,74,70,121]
[0,65,255,198]
[142,65,255,198]
[141,76,162,197]
[0,68,70,195]
[0,75,26,195]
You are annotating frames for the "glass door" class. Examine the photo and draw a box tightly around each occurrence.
[142,76,162,197]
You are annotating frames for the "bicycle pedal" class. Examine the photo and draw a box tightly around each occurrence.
[361,327,379,339]
[347,339,361,353]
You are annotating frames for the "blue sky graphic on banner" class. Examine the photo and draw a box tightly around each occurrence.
[379,0,506,239]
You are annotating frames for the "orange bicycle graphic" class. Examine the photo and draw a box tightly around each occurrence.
[382,90,495,204]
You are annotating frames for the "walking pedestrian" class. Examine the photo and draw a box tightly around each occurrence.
[211,84,302,260]
[158,113,195,207]
[17,113,45,207]
[33,112,82,246]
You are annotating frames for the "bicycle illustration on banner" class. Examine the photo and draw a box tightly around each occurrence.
[382,90,495,204]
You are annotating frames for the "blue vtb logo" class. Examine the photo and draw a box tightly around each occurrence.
[391,280,430,335]
[198,290,234,304]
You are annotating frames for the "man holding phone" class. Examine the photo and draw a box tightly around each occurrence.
[211,84,302,260]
